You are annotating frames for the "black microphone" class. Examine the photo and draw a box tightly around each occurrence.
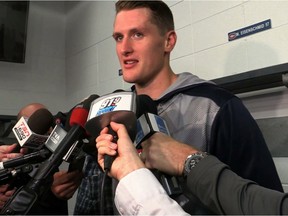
[53,111,68,128]
[2,109,65,171]
[134,94,159,146]
[0,148,51,171]
[0,164,34,185]
[0,95,99,215]
[27,108,53,135]
[134,94,182,196]
[85,91,137,170]
[12,108,54,150]
[65,94,100,170]
[26,94,99,189]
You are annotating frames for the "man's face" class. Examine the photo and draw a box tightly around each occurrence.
[113,8,167,85]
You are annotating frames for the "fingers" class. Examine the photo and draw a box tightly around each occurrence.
[110,122,131,140]
[4,153,23,160]
[51,171,83,200]
[0,144,24,161]
[0,185,9,193]
[96,135,118,172]
[53,170,83,185]
[0,144,16,153]
[0,187,16,209]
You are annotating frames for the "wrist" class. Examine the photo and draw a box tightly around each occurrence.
[118,160,145,180]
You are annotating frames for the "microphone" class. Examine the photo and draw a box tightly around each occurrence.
[27,108,53,135]
[134,95,183,196]
[0,148,51,171]
[0,164,34,185]
[85,91,137,170]
[12,108,53,150]
[70,94,100,128]
[53,111,68,128]
[2,109,66,171]
[64,94,100,170]
[27,94,99,188]
[135,113,170,148]
[134,95,159,148]
[0,95,99,215]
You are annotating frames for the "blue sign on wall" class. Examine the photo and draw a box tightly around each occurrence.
[228,19,271,41]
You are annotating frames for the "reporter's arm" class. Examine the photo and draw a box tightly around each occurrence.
[188,155,288,215]
[115,168,189,215]
[96,122,189,215]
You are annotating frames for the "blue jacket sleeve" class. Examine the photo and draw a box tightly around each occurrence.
[209,97,283,192]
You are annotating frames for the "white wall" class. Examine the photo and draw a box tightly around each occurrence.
[64,0,288,107]
[65,1,128,108]
[169,0,288,80]
[0,1,67,115]
[1,1,288,115]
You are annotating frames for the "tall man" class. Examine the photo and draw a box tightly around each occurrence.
[105,0,283,214]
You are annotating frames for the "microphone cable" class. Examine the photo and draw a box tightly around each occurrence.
[100,168,110,215]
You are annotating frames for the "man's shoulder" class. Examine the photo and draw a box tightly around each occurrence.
[158,80,236,107]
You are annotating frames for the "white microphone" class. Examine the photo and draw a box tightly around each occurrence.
[85,91,137,137]
[85,91,137,170]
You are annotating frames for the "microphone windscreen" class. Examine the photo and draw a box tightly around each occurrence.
[135,94,158,118]
[69,94,100,128]
[69,108,89,128]
[82,94,100,110]
[27,108,54,135]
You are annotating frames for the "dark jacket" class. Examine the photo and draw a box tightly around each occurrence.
[188,155,288,215]
[154,72,283,214]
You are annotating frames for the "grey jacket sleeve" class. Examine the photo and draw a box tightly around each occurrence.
[187,155,288,215]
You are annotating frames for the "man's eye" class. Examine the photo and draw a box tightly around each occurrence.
[133,32,143,39]
[114,35,123,42]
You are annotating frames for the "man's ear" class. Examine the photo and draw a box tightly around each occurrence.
[165,30,177,52]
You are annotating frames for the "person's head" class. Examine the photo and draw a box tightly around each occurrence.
[113,0,177,95]
[17,103,47,120]
[115,0,174,34]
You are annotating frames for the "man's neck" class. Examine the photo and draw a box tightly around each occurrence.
[135,70,178,100]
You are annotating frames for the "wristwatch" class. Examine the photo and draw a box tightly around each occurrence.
[183,151,208,177]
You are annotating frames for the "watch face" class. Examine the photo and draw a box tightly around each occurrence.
[184,152,207,176]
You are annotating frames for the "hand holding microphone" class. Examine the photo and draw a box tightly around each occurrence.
[0,95,99,215]
[1,108,60,171]
[0,144,24,162]
[96,122,145,180]
[85,91,137,170]
[85,91,160,170]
